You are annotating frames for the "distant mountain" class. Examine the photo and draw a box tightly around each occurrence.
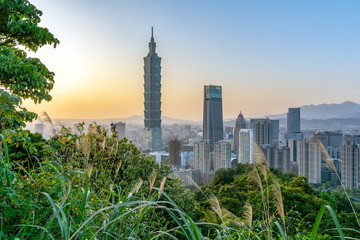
[54,115,200,126]
[269,101,360,120]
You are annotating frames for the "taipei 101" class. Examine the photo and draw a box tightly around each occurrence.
[1,0,360,239]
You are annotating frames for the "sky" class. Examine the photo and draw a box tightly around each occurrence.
[23,0,360,120]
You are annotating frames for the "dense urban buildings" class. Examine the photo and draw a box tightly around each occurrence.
[203,85,224,151]
[341,140,360,189]
[233,112,246,149]
[298,138,322,184]
[143,27,163,151]
[261,145,290,172]
[250,118,279,146]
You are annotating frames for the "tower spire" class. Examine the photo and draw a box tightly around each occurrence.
[148,26,156,53]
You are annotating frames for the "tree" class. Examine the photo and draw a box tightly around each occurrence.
[0,0,59,131]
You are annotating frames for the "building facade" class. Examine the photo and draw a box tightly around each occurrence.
[250,118,279,146]
[298,139,322,184]
[113,122,126,139]
[214,140,232,172]
[287,108,300,136]
[203,85,223,150]
[169,139,181,166]
[341,140,360,189]
[239,129,254,164]
[261,145,290,172]
[143,27,163,151]
[233,112,246,150]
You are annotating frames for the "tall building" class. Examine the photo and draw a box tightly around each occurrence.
[250,118,279,146]
[203,85,223,150]
[287,108,300,135]
[169,139,181,166]
[239,129,254,164]
[193,140,213,184]
[34,117,44,136]
[313,131,344,149]
[341,140,360,189]
[233,112,246,149]
[261,145,290,172]
[214,140,231,172]
[298,139,322,184]
[143,27,163,151]
[113,121,126,139]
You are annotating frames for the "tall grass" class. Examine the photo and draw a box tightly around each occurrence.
[1,130,359,239]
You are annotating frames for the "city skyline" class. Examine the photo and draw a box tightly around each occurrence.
[22,0,360,121]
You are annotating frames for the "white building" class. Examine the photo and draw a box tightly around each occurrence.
[239,129,254,164]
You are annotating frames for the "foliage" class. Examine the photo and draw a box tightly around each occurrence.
[0,0,59,131]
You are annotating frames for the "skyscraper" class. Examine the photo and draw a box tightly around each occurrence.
[203,85,223,150]
[239,129,254,164]
[287,108,300,134]
[143,27,163,151]
[113,121,126,139]
[250,118,279,146]
[341,140,360,189]
[214,140,232,172]
[169,139,181,166]
[233,112,246,149]
[298,138,321,184]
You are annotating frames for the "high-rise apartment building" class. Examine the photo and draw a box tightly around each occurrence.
[169,139,181,166]
[203,85,223,151]
[298,139,322,184]
[233,112,246,149]
[214,140,231,172]
[239,129,254,164]
[313,131,344,149]
[287,108,300,135]
[143,28,163,151]
[113,121,126,139]
[193,140,211,174]
[261,145,290,172]
[341,140,360,189]
[250,118,279,146]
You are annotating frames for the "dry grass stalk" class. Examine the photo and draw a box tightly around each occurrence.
[149,170,157,194]
[209,194,223,222]
[157,177,167,200]
[99,137,106,150]
[115,161,122,175]
[253,142,269,170]
[114,138,119,157]
[222,208,245,228]
[89,123,98,134]
[273,179,286,234]
[242,202,253,228]
[315,137,360,228]
[87,165,93,179]
[132,178,143,194]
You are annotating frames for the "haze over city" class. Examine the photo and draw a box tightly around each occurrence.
[23,0,360,120]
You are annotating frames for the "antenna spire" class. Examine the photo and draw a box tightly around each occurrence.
[151,26,153,39]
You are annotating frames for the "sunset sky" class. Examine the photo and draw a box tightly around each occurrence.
[23,0,360,120]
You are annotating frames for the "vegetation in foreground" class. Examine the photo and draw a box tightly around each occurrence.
[0,127,360,239]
